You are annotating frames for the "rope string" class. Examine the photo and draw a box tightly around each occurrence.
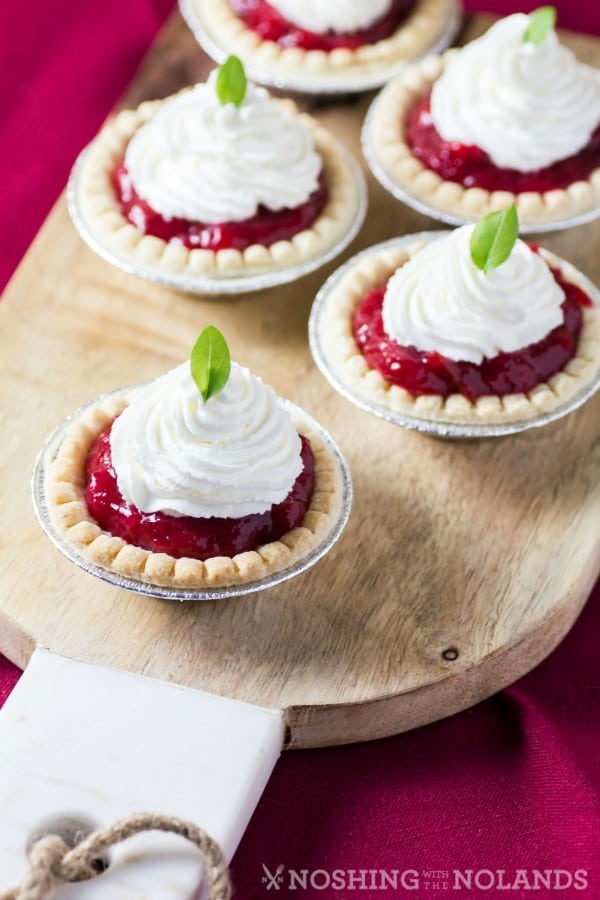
[0,812,232,900]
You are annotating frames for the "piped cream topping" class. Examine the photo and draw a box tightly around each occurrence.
[382,227,566,364]
[125,73,321,223]
[430,14,600,172]
[110,362,303,518]
[266,0,392,34]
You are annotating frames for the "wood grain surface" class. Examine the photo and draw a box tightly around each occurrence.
[1,14,599,749]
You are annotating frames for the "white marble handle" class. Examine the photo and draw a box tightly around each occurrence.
[0,648,284,898]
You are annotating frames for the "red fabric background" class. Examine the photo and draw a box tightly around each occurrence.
[1,2,599,897]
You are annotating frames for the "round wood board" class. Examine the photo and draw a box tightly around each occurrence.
[0,14,599,749]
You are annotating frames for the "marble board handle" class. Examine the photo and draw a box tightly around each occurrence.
[0,649,284,898]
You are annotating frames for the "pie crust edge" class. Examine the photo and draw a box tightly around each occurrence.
[187,0,456,82]
[45,393,344,589]
[316,240,600,426]
[76,91,362,281]
[366,51,600,227]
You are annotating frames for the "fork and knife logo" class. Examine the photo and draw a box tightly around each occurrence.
[261,863,286,890]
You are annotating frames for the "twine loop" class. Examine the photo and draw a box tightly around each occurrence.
[0,813,232,900]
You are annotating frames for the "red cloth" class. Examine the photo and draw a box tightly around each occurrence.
[465,0,600,36]
[1,2,599,897]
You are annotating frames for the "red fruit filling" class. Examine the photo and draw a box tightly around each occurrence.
[85,423,315,561]
[112,161,328,251]
[229,0,416,51]
[406,91,600,193]
[353,255,592,402]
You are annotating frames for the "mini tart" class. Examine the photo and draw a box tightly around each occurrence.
[312,237,600,429]
[73,89,363,288]
[180,0,459,92]
[364,52,600,230]
[44,391,344,589]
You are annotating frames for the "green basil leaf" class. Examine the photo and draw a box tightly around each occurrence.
[523,6,557,45]
[190,326,232,403]
[469,204,519,273]
[215,56,247,107]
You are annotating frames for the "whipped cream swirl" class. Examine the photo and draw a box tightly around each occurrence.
[110,362,303,519]
[125,74,321,223]
[266,0,392,34]
[430,14,600,172]
[382,228,565,364]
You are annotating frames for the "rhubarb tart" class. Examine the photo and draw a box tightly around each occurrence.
[310,207,600,437]
[69,59,366,293]
[34,328,352,598]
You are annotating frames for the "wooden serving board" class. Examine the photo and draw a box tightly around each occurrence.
[1,12,600,752]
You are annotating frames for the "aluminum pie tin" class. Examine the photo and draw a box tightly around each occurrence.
[309,233,600,439]
[362,92,600,235]
[67,143,367,296]
[179,0,462,96]
[32,390,353,601]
